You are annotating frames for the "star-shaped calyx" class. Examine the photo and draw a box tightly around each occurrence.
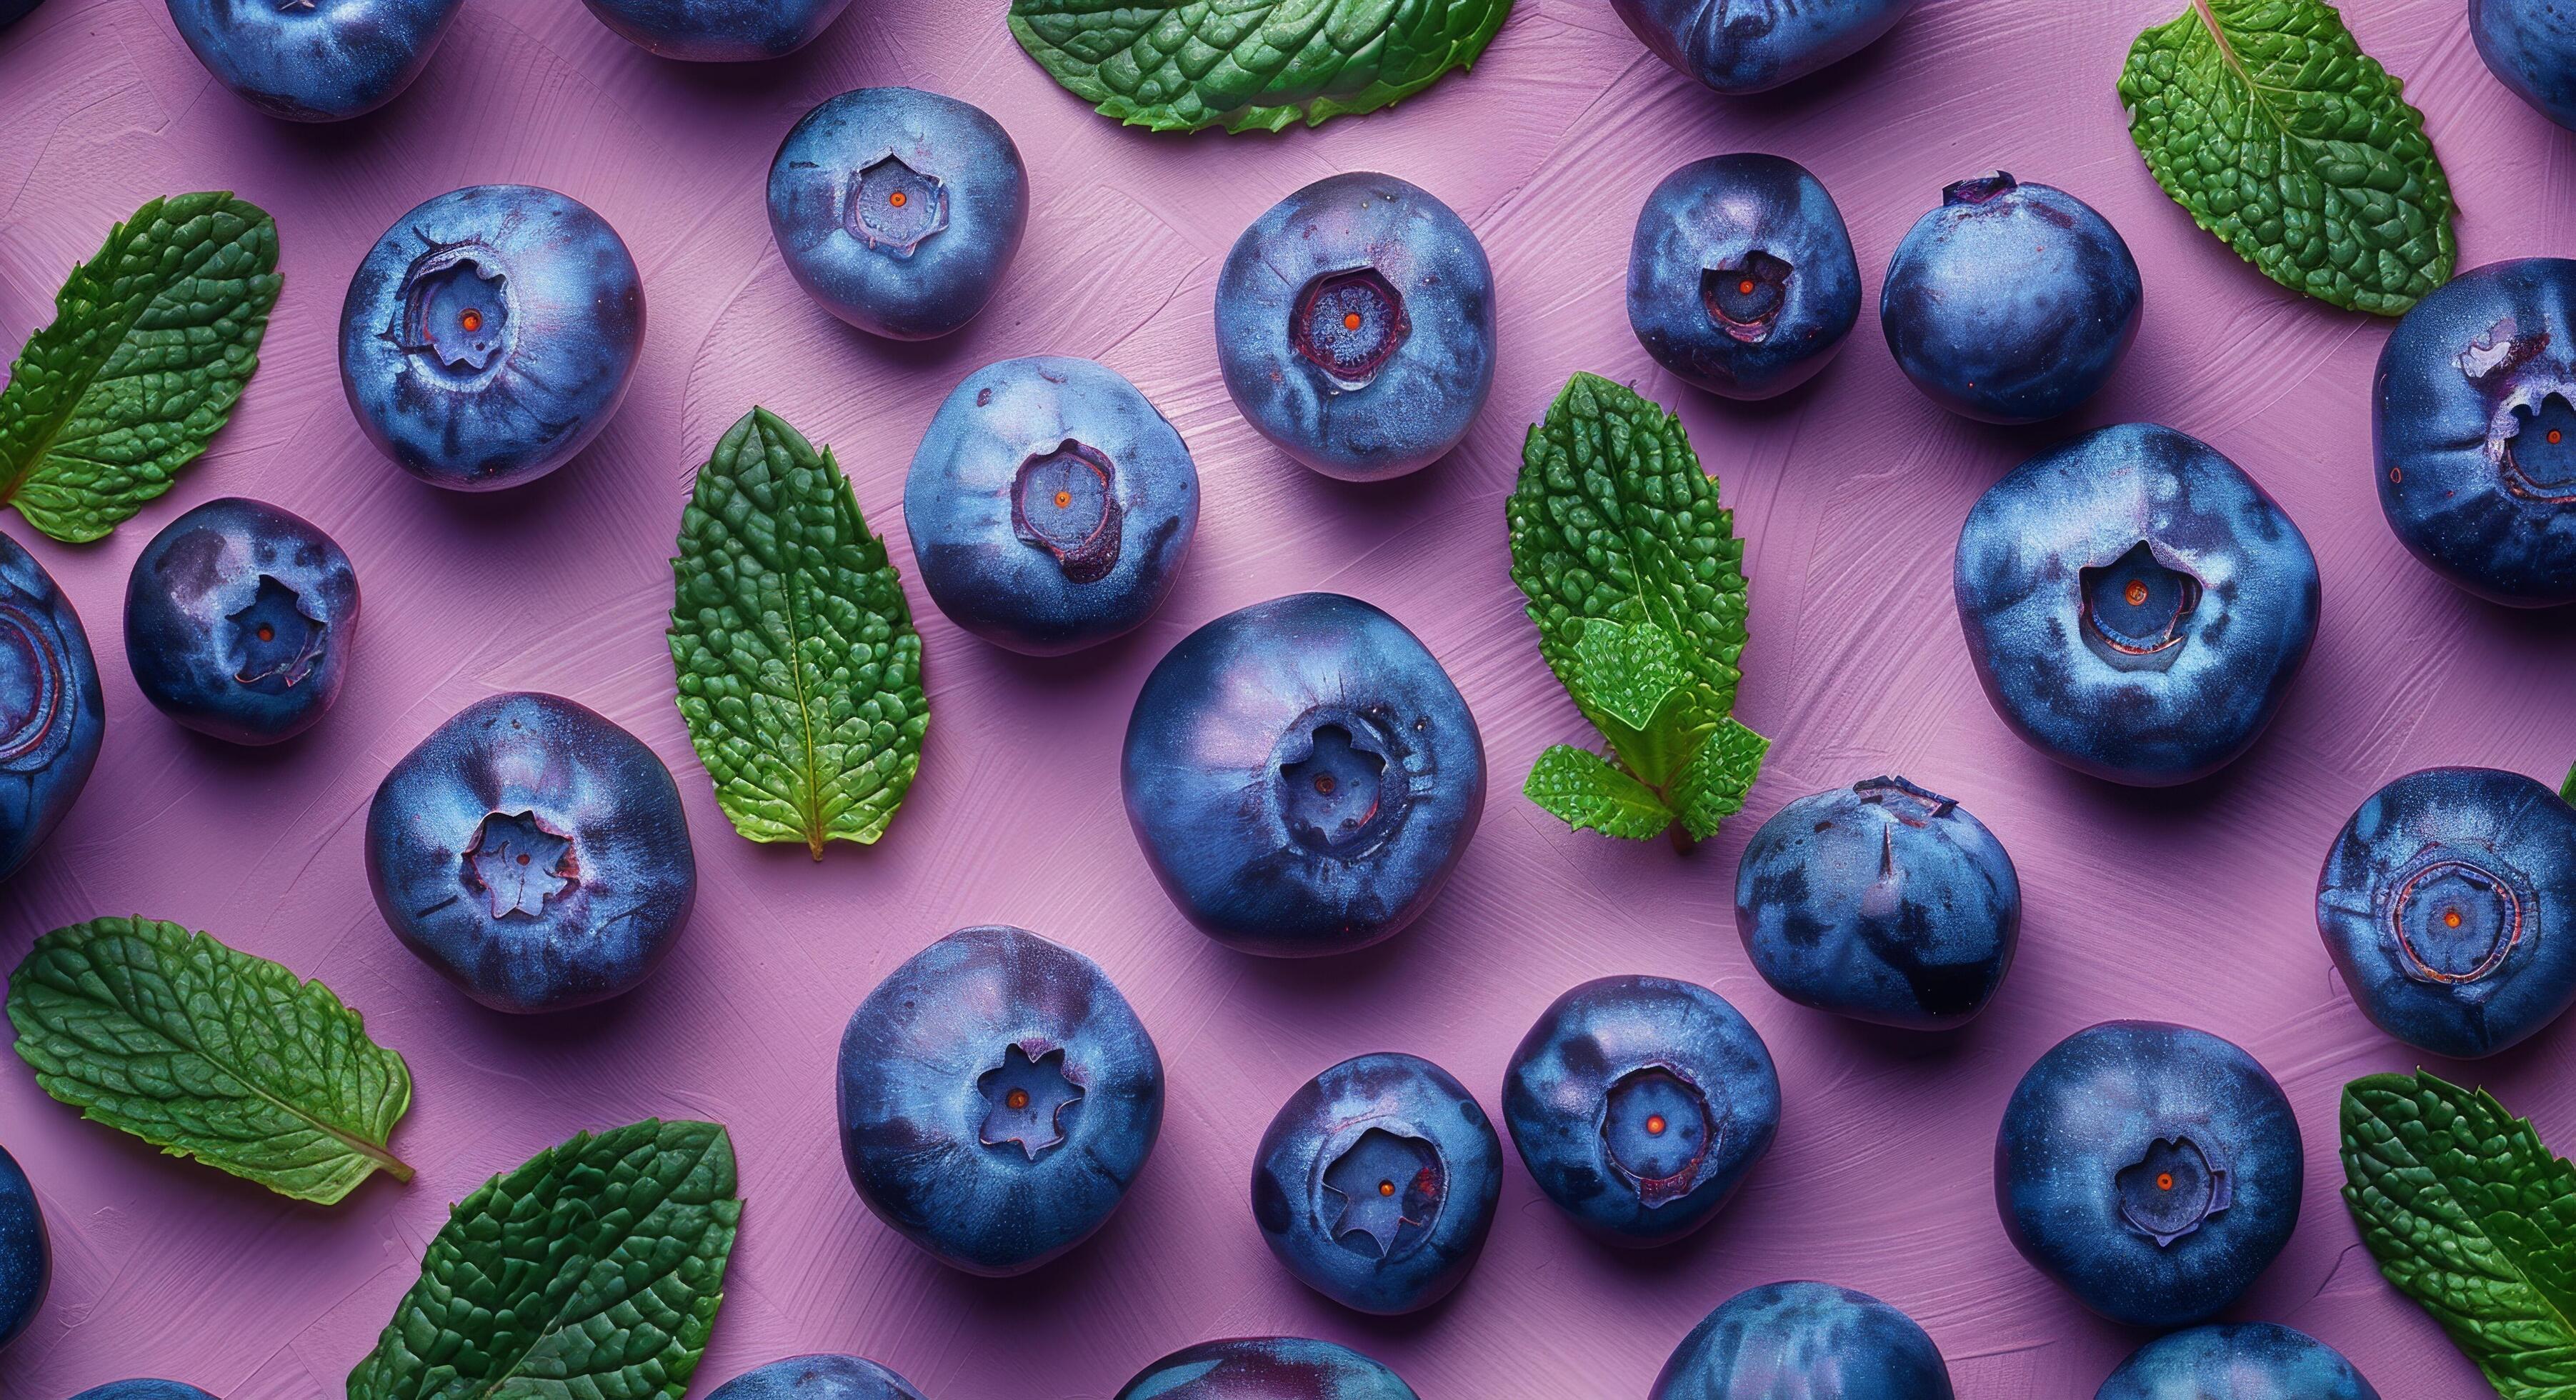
[977,1043,1084,1160]
[847,155,948,258]
[464,811,576,919]
[227,575,326,689]
[2115,1135,2231,1246]
[1322,1127,1440,1258]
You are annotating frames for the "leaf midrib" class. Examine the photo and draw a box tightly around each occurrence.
[2185,0,2308,156]
[758,427,829,859]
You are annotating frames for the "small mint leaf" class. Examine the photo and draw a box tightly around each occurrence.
[1524,746,1674,841]
[2560,761,2575,806]
[1672,719,1770,843]
[1570,619,1689,734]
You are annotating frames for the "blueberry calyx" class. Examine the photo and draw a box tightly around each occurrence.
[2080,541,2202,659]
[0,600,74,770]
[976,1041,1086,1161]
[2500,392,2576,501]
[226,575,326,689]
[461,810,576,919]
[1322,1126,1441,1259]
[1943,171,2019,206]
[1292,267,1411,390]
[1701,251,1794,344]
[2115,1135,2230,1246]
[1274,707,1411,858]
[1010,439,1124,584]
[1598,1066,1717,1207]
[391,241,511,375]
[847,154,948,259]
[2389,849,2527,985]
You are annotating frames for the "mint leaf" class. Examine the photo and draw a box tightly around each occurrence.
[669,407,927,858]
[1525,745,1675,841]
[349,1119,741,1400]
[2340,1070,2576,1396]
[1673,718,1770,843]
[2560,761,2575,806]
[2120,0,2454,316]
[1008,0,1515,135]
[0,192,282,541]
[6,916,411,1205]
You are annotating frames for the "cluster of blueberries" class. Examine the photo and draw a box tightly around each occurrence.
[3,0,2576,1396]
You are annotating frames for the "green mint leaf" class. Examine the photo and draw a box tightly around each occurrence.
[669,407,927,858]
[2340,1070,2576,1395]
[2560,761,2575,806]
[1007,0,1515,135]
[0,192,282,541]
[1569,618,1689,734]
[2119,0,2454,316]
[1524,745,1675,841]
[349,1119,741,1400]
[6,916,412,1205]
[1672,718,1771,843]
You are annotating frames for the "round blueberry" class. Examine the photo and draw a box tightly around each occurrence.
[365,692,697,1014]
[2096,1321,2378,1400]
[1996,1021,2303,1329]
[1734,776,2020,1029]
[68,1386,220,1400]
[124,498,359,746]
[1955,424,2320,786]
[340,184,644,491]
[707,1354,929,1400]
[1122,593,1485,956]
[2472,0,2576,131]
[582,0,849,60]
[1650,1281,1955,1399]
[165,0,461,121]
[837,925,1163,1276]
[0,531,103,885]
[907,356,1198,655]
[2317,766,2576,1059]
[1115,1338,1418,1400]
[1612,0,1919,92]
[1627,154,1860,401]
[1882,173,2142,424]
[1214,173,1497,481]
[769,87,1028,341]
[2374,258,2576,606]
[0,1142,47,1351]
[1501,975,1780,1246]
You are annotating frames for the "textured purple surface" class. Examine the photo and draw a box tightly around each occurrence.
[0,1,2563,1396]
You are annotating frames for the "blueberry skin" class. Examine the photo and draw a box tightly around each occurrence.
[1882,174,2142,424]
[1995,1021,2303,1329]
[2472,0,2576,130]
[166,0,461,121]
[0,1142,46,1351]
[124,498,359,746]
[1628,154,1860,401]
[1122,593,1485,956]
[68,1386,221,1400]
[2317,766,2576,1059]
[0,532,103,884]
[2374,259,2576,606]
[770,88,1029,341]
[1651,1281,1955,1399]
[1612,0,1919,93]
[837,925,1164,1276]
[365,692,697,1014]
[1955,424,2320,786]
[583,0,849,60]
[1734,776,2020,1029]
[340,185,645,491]
[907,356,1199,655]
[1214,173,1497,481]
[2097,1322,2380,1400]
[1116,1338,1419,1400]
[707,1355,929,1400]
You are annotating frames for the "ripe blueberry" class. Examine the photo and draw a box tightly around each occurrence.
[0,531,103,884]
[0,1142,46,1351]
[705,1355,929,1400]
[1114,1338,1418,1400]
[166,0,461,121]
[124,498,359,746]
[2472,0,2576,131]
[581,0,850,61]
[2096,1322,2380,1400]
[1650,1281,1955,1399]
[1628,153,1860,400]
[1611,0,1922,93]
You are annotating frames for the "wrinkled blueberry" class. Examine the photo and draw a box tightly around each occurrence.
[1123,592,1485,956]
[582,0,849,59]
[0,531,103,884]
[707,1355,929,1400]
[1115,1338,1419,1400]
[1612,0,1919,92]
[340,184,644,491]
[1628,153,1859,400]
[0,1142,46,1351]
[124,498,358,746]
[907,356,1198,655]
[166,0,461,121]
[1651,1281,1954,1399]
[1214,173,1497,481]
[2472,0,2576,131]
[365,692,697,1013]
[2096,1321,2379,1400]
[68,1386,220,1400]
[1956,424,2320,786]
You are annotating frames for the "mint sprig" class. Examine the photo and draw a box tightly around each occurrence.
[2341,1070,2576,1396]
[2119,0,2453,316]
[1507,373,1767,848]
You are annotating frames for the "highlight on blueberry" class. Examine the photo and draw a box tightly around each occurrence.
[124,498,359,746]
[0,1141,46,1352]
[705,1354,930,1400]
[1114,1337,1419,1400]
[1611,0,1922,93]
[2095,1321,2380,1400]
[582,0,851,61]
[166,0,464,121]
[1627,153,1860,400]
[1649,1281,1955,1399]
[0,531,104,884]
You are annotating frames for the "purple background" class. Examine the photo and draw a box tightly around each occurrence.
[0,0,2563,1394]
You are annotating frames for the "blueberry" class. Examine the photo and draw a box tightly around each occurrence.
[1995,1021,2302,1329]
[1122,592,1485,956]
[1214,173,1497,481]
[2096,1321,2379,1400]
[124,499,358,746]
[1612,0,1919,93]
[837,925,1163,1276]
[1627,154,1859,401]
[1649,1281,1955,1399]
[2317,766,2576,1059]
[0,1143,46,1351]
[707,1355,929,1400]
[1734,776,2020,1029]
[365,692,697,1013]
[1955,424,2320,786]
[0,531,103,884]
[769,87,1029,341]
[165,0,461,121]
[67,1386,220,1400]
[1881,173,2142,424]
[2472,0,2576,131]
[582,0,849,60]
[340,185,644,491]
[2373,258,2576,606]
[907,356,1198,654]
[1115,1338,1418,1400]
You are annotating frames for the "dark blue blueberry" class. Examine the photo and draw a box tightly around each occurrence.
[1955,424,2320,786]
[1882,173,2142,424]
[1734,776,2020,1029]
[1995,1021,2303,1329]
[2096,1321,2379,1400]
[165,0,461,121]
[2374,258,2576,606]
[837,925,1163,1276]
[364,692,697,1014]
[1501,975,1780,1246]
[2472,0,2576,130]
[1612,0,1920,93]
[340,185,644,491]
[1122,593,1485,956]
[0,531,103,884]
[907,356,1197,655]
[2317,766,2576,1059]
[582,0,849,59]
[124,498,358,746]
[769,87,1028,341]
[1,0,41,28]
[1628,154,1859,401]
[67,1386,220,1400]
[1214,174,1497,481]
[1650,1281,1955,1399]
[1116,1338,1418,1400]
[0,1142,46,1351]
[707,1354,929,1400]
